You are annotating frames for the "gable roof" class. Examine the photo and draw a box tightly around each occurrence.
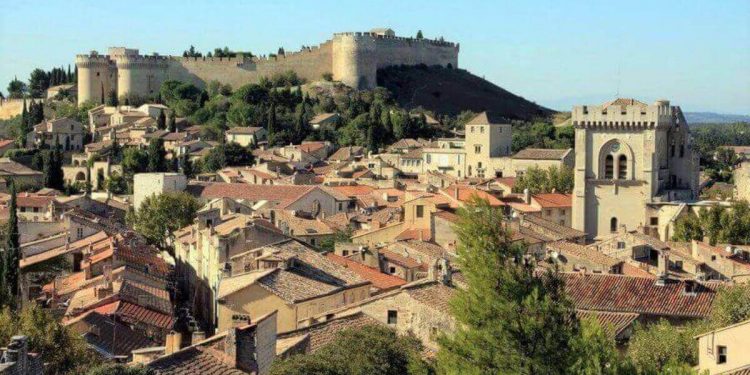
[465,111,510,126]
[602,98,648,109]
[65,310,154,358]
[226,126,264,135]
[532,193,572,208]
[276,311,381,355]
[325,253,406,292]
[188,182,316,207]
[562,273,718,319]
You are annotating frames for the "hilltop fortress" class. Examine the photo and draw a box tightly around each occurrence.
[76,28,459,105]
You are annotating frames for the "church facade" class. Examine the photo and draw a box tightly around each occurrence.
[571,99,700,239]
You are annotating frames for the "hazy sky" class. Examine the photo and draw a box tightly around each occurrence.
[1,0,748,114]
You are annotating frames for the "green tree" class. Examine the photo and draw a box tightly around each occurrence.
[28,68,50,98]
[202,142,253,172]
[7,77,27,99]
[416,30,424,39]
[128,192,201,247]
[513,165,574,194]
[156,110,166,130]
[700,206,724,245]
[437,198,609,374]
[104,172,128,194]
[0,180,19,307]
[672,213,704,242]
[718,200,750,245]
[147,138,167,172]
[270,325,431,375]
[180,154,194,178]
[708,282,750,327]
[106,89,119,106]
[0,304,97,374]
[627,320,703,374]
[167,110,176,132]
[267,103,277,146]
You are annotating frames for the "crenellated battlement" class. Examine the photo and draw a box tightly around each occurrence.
[333,32,458,48]
[76,28,459,104]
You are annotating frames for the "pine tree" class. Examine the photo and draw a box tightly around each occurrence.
[366,117,379,154]
[157,110,166,130]
[267,103,276,146]
[436,199,603,374]
[382,110,394,143]
[416,30,424,39]
[2,180,20,308]
[167,111,176,132]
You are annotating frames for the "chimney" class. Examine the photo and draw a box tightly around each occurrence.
[191,330,206,345]
[164,331,182,355]
[657,250,669,277]
[523,188,531,205]
[95,283,113,299]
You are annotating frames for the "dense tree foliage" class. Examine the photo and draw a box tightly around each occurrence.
[513,165,574,194]
[437,198,618,374]
[270,325,431,375]
[672,201,750,245]
[86,364,154,375]
[0,304,97,374]
[0,180,19,308]
[127,192,201,247]
[672,212,704,242]
[512,122,574,152]
[6,77,27,98]
[201,142,254,172]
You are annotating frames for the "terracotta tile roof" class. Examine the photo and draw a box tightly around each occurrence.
[21,231,110,269]
[352,169,374,179]
[379,249,423,269]
[465,111,510,126]
[394,228,432,242]
[441,185,504,207]
[725,365,750,375]
[328,146,363,161]
[147,346,247,375]
[0,158,42,176]
[0,139,15,148]
[218,269,276,299]
[274,211,335,236]
[513,148,571,160]
[225,126,263,135]
[521,214,586,241]
[326,253,406,292]
[532,193,572,208]
[188,182,316,207]
[65,311,154,357]
[620,262,657,279]
[119,279,173,315]
[403,280,455,314]
[331,185,375,197]
[399,240,453,260]
[161,132,190,142]
[434,210,459,223]
[298,142,327,153]
[493,177,516,188]
[602,98,648,109]
[222,240,368,303]
[277,311,381,355]
[576,310,639,339]
[117,300,174,329]
[547,240,621,268]
[402,148,423,159]
[562,273,718,319]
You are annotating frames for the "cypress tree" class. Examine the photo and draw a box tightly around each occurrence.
[267,103,276,146]
[294,106,306,144]
[74,65,78,82]
[180,154,194,178]
[3,180,20,308]
[67,65,72,83]
[52,138,64,189]
[167,111,176,132]
[157,110,166,130]
[147,138,166,172]
[382,110,393,143]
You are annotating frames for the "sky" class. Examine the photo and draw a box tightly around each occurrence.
[1,0,748,114]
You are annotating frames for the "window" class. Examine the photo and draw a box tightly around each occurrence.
[77,227,84,239]
[618,155,627,179]
[675,260,683,270]
[617,241,626,249]
[480,126,484,133]
[478,162,483,169]
[416,205,424,218]
[680,145,685,158]
[604,155,614,179]
[338,203,343,211]
[342,250,349,256]
[546,210,552,216]
[426,154,431,164]
[561,209,566,215]
[470,126,474,133]
[389,266,396,274]
[387,310,398,325]
[610,217,618,233]
[33,207,39,213]
[650,217,659,226]
[717,346,727,364]
[474,145,481,154]
[671,145,675,157]
[310,238,316,246]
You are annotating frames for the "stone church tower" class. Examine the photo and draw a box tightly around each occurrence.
[571,99,699,239]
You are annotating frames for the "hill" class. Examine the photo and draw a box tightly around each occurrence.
[685,112,750,124]
[376,65,554,121]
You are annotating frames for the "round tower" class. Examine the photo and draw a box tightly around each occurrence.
[115,55,168,102]
[76,52,115,105]
[332,33,377,89]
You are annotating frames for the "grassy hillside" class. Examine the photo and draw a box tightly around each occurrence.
[377,65,554,120]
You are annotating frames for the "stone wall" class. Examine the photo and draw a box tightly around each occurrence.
[0,99,25,120]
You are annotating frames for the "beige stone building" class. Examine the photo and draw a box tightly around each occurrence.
[695,319,750,375]
[225,127,266,147]
[133,173,187,211]
[571,99,700,239]
[27,118,85,151]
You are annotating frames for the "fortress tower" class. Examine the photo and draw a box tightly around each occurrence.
[76,29,459,105]
[570,99,700,239]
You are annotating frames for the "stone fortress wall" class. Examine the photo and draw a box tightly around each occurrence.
[76,29,459,105]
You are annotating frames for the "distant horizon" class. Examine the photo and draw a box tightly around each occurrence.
[1,0,748,115]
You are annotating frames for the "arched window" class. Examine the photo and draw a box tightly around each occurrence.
[618,155,627,179]
[610,217,618,233]
[604,155,614,179]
